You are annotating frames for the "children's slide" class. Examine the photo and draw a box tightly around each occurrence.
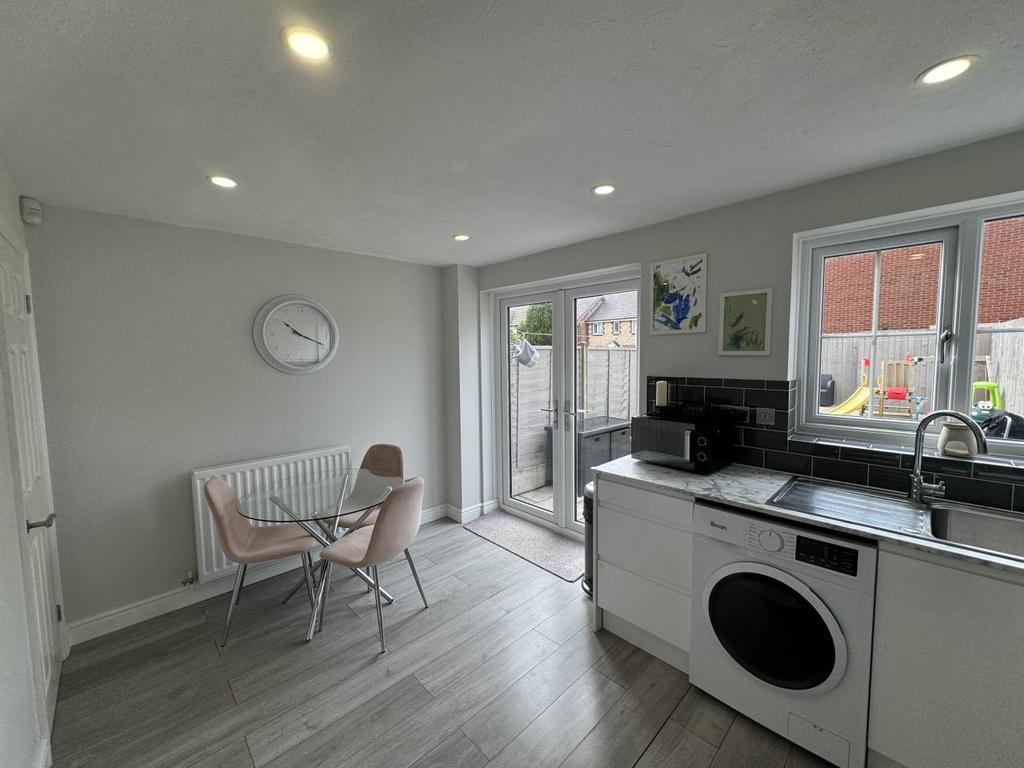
[828,386,871,415]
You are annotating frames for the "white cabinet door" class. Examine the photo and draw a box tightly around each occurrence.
[0,230,65,735]
[870,547,1024,768]
[594,478,694,656]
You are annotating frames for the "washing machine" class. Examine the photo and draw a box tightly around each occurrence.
[690,503,877,768]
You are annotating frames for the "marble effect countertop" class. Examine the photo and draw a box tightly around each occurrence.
[595,456,1024,580]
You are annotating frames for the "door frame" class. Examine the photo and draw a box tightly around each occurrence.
[491,266,641,536]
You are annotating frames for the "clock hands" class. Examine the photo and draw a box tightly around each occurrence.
[281,321,325,346]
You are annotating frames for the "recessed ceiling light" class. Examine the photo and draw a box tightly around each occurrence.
[453,233,470,242]
[917,56,976,85]
[592,184,616,196]
[208,175,238,189]
[284,26,330,61]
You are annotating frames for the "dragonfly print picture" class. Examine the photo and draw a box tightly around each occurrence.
[651,253,707,334]
[719,288,772,355]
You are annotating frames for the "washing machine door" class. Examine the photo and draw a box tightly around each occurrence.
[702,562,848,693]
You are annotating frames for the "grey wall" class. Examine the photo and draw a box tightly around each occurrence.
[443,265,483,512]
[479,129,1024,384]
[28,207,447,623]
[0,158,45,767]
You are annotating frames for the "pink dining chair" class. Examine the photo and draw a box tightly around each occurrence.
[308,477,426,649]
[204,476,320,646]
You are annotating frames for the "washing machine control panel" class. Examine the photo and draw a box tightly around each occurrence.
[795,536,859,576]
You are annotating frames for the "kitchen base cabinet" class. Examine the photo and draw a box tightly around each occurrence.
[593,477,694,673]
[869,545,1024,768]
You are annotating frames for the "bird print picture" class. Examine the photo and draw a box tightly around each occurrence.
[651,253,707,334]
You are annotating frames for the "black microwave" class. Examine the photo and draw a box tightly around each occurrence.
[631,405,734,474]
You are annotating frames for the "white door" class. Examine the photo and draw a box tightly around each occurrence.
[499,291,566,527]
[498,279,640,533]
[0,231,65,734]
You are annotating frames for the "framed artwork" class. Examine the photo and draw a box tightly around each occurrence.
[651,253,707,334]
[719,288,772,355]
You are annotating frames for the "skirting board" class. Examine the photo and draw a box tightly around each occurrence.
[446,499,497,524]
[67,504,449,647]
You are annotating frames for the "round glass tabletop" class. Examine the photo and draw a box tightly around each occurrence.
[238,469,397,523]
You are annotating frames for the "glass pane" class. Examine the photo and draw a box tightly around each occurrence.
[573,290,638,523]
[708,573,836,690]
[822,251,875,334]
[507,302,554,512]
[818,242,942,421]
[974,215,1024,438]
[878,242,942,331]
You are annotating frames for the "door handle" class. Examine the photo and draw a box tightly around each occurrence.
[540,399,559,428]
[938,326,953,364]
[26,512,57,534]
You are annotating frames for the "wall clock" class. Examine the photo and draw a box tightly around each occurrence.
[252,294,339,375]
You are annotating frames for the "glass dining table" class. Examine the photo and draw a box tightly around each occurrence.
[238,469,399,605]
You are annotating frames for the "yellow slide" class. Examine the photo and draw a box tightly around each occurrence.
[828,386,871,415]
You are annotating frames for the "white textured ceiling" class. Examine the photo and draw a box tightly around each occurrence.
[1,1,1023,266]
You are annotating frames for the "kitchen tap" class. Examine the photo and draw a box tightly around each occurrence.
[908,410,987,504]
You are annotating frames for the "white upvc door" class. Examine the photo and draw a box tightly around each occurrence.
[0,229,66,738]
[499,290,566,528]
[497,276,640,535]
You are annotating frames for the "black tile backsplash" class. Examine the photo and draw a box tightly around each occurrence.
[764,450,812,475]
[812,457,869,485]
[647,374,1024,513]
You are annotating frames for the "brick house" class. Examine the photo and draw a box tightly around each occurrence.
[577,292,637,349]
[823,216,1024,333]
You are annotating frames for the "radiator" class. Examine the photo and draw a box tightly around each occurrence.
[190,446,350,583]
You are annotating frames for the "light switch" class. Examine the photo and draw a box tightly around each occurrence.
[755,407,776,426]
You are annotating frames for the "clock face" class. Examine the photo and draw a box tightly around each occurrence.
[253,295,339,374]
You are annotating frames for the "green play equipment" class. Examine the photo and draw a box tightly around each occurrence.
[971,381,1004,421]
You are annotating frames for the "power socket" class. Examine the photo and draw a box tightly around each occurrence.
[755,407,776,426]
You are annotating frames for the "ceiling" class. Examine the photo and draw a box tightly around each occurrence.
[1,1,1022,267]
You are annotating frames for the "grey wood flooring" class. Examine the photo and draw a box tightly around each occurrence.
[52,519,831,768]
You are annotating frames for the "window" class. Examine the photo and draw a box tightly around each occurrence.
[794,199,1024,450]
[630,320,636,335]
[612,321,621,335]
[588,321,604,335]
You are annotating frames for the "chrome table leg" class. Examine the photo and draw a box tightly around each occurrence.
[372,565,386,653]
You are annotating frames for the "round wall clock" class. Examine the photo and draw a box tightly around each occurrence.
[252,294,339,375]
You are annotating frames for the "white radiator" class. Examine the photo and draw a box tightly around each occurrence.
[190,446,350,583]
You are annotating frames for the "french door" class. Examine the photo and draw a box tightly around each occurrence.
[498,278,639,533]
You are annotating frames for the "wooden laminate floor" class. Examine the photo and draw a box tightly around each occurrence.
[52,519,831,768]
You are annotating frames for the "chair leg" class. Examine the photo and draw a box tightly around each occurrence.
[405,548,428,609]
[221,564,247,647]
[372,565,386,654]
[317,564,334,632]
[301,554,316,610]
[306,563,330,642]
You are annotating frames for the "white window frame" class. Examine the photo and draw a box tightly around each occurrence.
[612,321,621,335]
[591,321,604,335]
[791,190,1024,457]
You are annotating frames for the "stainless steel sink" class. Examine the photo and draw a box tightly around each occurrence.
[928,503,1024,559]
[768,477,929,535]
[769,477,1024,562]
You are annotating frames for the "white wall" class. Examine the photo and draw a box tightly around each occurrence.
[443,265,483,515]
[27,207,447,624]
[0,159,46,768]
[479,129,1024,383]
